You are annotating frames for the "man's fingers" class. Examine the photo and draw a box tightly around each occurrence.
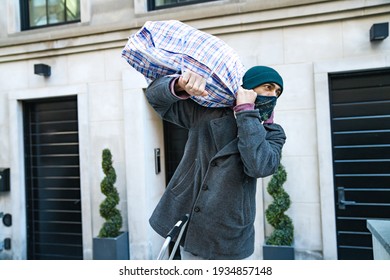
[181,71,208,96]
[200,90,209,97]
[181,71,191,83]
[236,87,257,105]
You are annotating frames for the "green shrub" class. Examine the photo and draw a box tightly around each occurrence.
[98,148,123,238]
[265,162,294,246]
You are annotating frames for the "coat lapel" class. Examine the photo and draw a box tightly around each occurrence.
[209,115,239,157]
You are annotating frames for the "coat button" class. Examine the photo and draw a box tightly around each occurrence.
[210,162,217,167]
[194,207,200,212]
[202,185,208,190]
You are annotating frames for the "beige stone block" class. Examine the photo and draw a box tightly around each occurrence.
[67,52,105,84]
[276,109,318,157]
[104,47,129,81]
[88,81,123,122]
[0,92,7,123]
[284,22,343,63]
[122,69,148,90]
[276,63,315,110]
[0,124,8,164]
[283,156,320,204]
[289,202,322,251]
[0,61,29,90]
[222,29,284,67]
[89,121,125,166]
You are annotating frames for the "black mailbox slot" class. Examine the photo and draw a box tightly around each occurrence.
[0,168,10,192]
[2,214,12,227]
[154,148,161,174]
[4,238,11,250]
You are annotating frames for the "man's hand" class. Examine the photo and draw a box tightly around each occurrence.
[175,70,208,97]
[236,87,257,106]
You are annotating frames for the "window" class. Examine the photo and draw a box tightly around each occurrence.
[148,0,218,11]
[20,0,80,30]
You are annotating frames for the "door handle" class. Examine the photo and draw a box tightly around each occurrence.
[337,187,356,210]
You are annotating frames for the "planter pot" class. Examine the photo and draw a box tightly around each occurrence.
[263,244,295,260]
[93,231,130,260]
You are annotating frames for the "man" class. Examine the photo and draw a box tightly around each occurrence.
[146,66,286,260]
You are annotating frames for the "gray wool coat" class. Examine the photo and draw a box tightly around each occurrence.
[146,76,286,260]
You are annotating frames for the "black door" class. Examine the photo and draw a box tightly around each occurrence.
[23,96,83,260]
[163,121,189,184]
[329,68,390,260]
[163,120,188,259]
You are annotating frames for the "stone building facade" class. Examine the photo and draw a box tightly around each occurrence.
[0,0,389,260]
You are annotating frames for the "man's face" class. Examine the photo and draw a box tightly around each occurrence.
[253,83,282,98]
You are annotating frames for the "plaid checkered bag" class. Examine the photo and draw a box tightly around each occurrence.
[121,20,245,107]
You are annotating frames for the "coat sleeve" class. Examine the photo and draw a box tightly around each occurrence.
[235,110,286,178]
[145,76,205,129]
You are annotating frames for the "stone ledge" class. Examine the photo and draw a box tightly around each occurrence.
[367,219,390,260]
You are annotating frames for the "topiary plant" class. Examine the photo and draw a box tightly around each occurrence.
[265,162,294,246]
[98,148,123,238]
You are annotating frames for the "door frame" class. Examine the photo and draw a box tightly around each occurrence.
[8,84,92,260]
[314,54,389,259]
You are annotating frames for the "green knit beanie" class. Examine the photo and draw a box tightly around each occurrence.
[242,66,283,93]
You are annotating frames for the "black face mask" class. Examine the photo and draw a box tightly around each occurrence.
[254,95,277,121]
